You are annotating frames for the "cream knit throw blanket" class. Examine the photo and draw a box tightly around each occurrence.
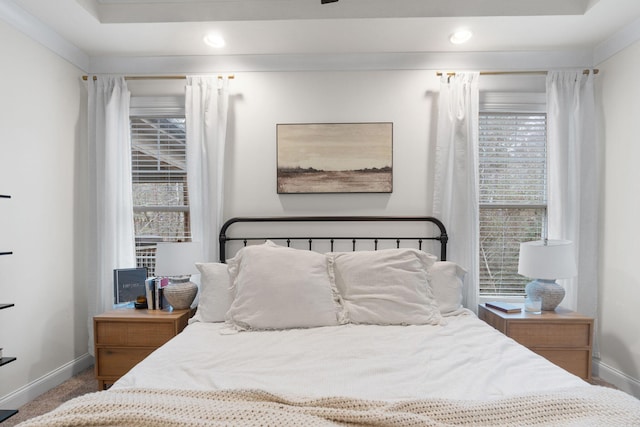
[18,386,640,427]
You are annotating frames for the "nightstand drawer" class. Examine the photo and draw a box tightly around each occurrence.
[534,349,590,379]
[96,347,155,377]
[95,321,176,347]
[508,322,590,348]
[93,309,191,389]
[478,304,593,380]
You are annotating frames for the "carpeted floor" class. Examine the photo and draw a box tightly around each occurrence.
[3,366,97,426]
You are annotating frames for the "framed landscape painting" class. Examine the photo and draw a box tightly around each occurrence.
[277,122,393,194]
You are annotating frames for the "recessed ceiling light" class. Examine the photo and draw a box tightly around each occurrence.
[204,34,225,48]
[450,30,472,45]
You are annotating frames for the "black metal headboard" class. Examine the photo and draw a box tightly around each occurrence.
[219,216,448,262]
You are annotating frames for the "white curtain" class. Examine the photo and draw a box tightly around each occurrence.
[546,70,599,318]
[432,73,480,312]
[87,76,136,354]
[185,76,230,262]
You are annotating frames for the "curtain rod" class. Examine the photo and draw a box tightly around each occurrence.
[82,74,235,81]
[436,69,598,77]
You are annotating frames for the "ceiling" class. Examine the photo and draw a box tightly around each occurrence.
[3,0,640,72]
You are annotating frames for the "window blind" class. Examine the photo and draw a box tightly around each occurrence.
[130,116,190,275]
[479,113,547,296]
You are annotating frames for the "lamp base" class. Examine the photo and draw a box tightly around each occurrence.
[525,279,565,311]
[163,280,198,310]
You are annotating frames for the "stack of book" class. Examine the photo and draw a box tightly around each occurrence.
[145,277,170,310]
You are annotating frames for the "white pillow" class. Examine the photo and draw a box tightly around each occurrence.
[189,262,232,323]
[428,261,467,316]
[226,242,344,330]
[330,248,443,325]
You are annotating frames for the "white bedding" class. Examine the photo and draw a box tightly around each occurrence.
[113,310,588,401]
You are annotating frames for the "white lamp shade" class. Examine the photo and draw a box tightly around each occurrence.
[155,242,203,277]
[518,240,577,280]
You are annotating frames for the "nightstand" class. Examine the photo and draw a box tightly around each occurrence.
[478,303,594,380]
[93,308,190,389]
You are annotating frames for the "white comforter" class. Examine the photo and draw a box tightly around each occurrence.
[113,310,588,401]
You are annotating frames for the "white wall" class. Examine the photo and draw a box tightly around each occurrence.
[596,39,640,396]
[226,71,438,217]
[0,20,91,408]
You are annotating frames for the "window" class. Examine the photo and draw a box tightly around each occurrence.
[130,115,190,276]
[478,112,547,296]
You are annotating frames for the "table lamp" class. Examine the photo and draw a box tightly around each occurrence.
[517,239,577,311]
[154,242,203,309]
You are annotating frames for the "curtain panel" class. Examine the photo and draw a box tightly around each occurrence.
[432,73,480,313]
[546,70,599,319]
[87,76,136,354]
[185,76,230,263]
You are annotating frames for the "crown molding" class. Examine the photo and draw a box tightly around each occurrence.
[594,16,640,65]
[87,50,595,75]
[86,0,593,24]
[0,0,89,71]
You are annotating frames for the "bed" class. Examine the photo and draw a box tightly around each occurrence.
[19,217,640,426]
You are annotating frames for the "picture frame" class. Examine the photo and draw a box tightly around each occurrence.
[113,267,148,304]
[276,122,393,194]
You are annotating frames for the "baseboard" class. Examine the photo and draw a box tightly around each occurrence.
[593,359,640,398]
[0,353,94,409]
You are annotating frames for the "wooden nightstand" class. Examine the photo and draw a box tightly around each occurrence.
[478,303,594,380]
[93,308,190,389]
